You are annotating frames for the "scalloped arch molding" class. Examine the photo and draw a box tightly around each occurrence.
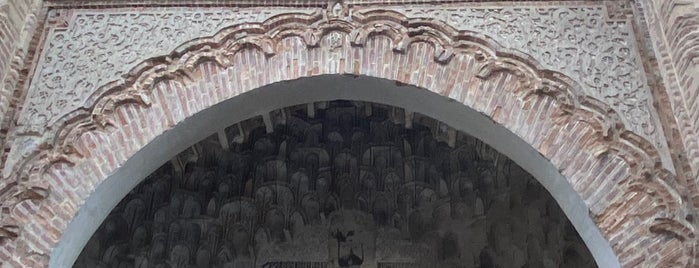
[0,2,696,267]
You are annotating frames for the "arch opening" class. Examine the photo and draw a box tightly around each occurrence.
[50,75,619,267]
[74,99,597,268]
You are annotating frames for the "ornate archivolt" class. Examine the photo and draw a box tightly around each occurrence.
[0,2,695,266]
[6,5,674,171]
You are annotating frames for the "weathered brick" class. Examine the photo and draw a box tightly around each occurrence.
[0,1,695,267]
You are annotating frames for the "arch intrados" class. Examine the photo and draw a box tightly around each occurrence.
[50,74,620,268]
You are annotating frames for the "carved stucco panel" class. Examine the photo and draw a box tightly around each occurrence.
[4,8,315,176]
[18,8,316,129]
[6,4,673,176]
[383,5,669,162]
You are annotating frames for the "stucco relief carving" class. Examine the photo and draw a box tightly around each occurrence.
[8,5,672,178]
[18,8,314,130]
[392,6,661,145]
[2,7,314,181]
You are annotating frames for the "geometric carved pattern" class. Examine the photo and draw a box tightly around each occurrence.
[75,101,596,268]
[0,2,694,267]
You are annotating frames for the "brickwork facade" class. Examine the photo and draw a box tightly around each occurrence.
[0,0,42,166]
[0,0,696,267]
[642,0,699,202]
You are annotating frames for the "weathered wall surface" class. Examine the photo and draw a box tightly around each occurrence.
[0,0,42,162]
[0,0,696,267]
[0,3,694,191]
[642,0,699,190]
[3,1,677,190]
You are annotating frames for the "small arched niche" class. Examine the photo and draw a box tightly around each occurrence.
[73,100,596,268]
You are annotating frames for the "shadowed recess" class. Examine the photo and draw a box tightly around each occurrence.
[74,101,595,268]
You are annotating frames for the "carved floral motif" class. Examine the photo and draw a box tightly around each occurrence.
[10,5,672,180]
[394,6,658,140]
[19,8,314,130]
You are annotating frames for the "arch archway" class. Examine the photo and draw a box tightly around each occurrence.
[0,7,691,267]
[72,98,600,268]
[51,75,617,267]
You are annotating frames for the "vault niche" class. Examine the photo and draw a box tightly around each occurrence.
[74,101,595,268]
